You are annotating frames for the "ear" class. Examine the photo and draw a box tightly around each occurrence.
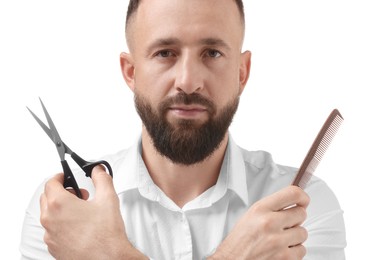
[239,50,251,95]
[120,52,135,92]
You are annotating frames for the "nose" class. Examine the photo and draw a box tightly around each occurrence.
[174,52,204,94]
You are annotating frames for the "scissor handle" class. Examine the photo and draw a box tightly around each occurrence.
[62,160,83,198]
[71,152,113,178]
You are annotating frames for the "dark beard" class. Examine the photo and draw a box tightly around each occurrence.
[135,92,239,165]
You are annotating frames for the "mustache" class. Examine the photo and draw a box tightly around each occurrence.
[159,93,216,115]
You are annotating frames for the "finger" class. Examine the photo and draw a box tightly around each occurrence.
[39,193,50,229]
[263,186,310,211]
[289,244,307,259]
[66,188,90,200]
[91,165,115,198]
[283,226,308,247]
[40,192,47,212]
[279,205,308,228]
[39,192,47,216]
[44,173,66,196]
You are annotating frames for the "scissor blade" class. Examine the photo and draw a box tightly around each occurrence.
[27,98,67,160]
[27,106,54,141]
[39,98,64,145]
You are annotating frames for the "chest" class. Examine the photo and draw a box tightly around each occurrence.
[120,190,247,259]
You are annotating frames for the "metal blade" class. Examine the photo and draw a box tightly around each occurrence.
[27,98,67,160]
[27,106,54,141]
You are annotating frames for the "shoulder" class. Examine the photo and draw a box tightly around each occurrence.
[237,145,296,187]
[234,144,340,208]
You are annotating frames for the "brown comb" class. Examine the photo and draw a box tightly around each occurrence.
[292,109,344,189]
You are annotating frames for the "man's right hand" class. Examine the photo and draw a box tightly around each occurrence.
[209,186,310,260]
[40,166,148,260]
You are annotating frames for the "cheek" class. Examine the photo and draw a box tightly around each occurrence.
[134,64,173,102]
[208,71,241,106]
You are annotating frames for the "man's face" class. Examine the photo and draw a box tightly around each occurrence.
[123,0,250,165]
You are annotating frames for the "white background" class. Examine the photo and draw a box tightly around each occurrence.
[1,0,367,259]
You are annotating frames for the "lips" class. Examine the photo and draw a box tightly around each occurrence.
[168,104,209,119]
[169,104,207,112]
[159,93,216,117]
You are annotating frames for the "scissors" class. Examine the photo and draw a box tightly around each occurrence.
[27,98,113,198]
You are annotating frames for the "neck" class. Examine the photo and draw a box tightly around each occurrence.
[141,128,229,208]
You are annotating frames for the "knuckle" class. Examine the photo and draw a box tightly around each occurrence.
[297,206,307,221]
[289,185,302,198]
[47,197,61,211]
[300,245,307,257]
[40,199,62,229]
[300,227,308,242]
[259,215,274,232]
[43,180,52,193]
[293,245,307,259]
[267,234,282,248]
[289,186,304,199]
[40,213,49,228]
[303,192,311,205]
[250,201,264,214]
[43,232,51,246]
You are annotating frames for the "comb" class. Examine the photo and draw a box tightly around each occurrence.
[292,109,344,189]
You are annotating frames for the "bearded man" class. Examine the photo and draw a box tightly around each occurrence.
[20,0,346,259]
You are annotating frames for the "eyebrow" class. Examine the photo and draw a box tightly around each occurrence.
[145,37,231,55]
[199,38,231,50]
[145,37,181,55]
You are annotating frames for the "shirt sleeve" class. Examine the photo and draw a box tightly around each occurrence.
[19,180,55,260]
[303,177,347,259]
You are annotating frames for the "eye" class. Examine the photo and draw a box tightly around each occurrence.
[206,49,222,58]
[155,50,175,58]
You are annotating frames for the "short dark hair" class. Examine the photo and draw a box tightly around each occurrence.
[125,0,245,33]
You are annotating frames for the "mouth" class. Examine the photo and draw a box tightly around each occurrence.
[168,104,209,119]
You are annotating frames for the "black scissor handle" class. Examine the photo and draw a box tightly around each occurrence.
[82,160,113,178]
[71,152,113,178]
[62,160,83,198]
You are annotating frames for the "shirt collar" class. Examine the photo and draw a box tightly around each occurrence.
[113,135,141,194]
[113,134,249,207]
[225,134,249,206]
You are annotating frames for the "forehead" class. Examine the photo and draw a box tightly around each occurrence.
[129,0,244,51]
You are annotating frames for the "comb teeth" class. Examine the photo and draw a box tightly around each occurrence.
[292,109,344,189]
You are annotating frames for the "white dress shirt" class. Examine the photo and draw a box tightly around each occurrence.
[20,134,346,259]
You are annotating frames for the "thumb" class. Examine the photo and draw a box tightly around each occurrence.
[91,165,116,199]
